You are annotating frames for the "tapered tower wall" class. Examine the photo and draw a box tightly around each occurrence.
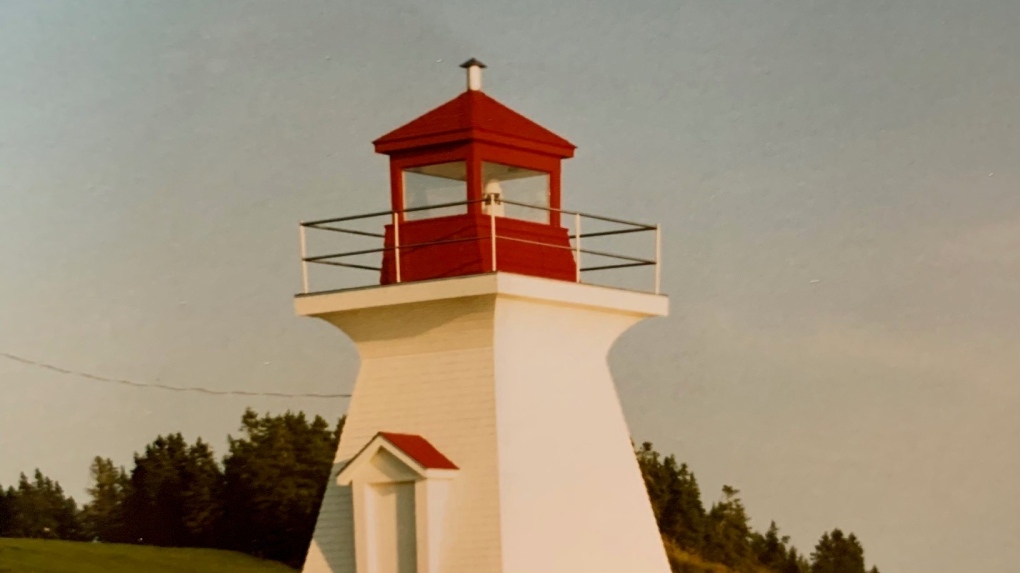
[297,274,670,573]
[493,295,671,573]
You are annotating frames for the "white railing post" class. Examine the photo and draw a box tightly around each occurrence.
[490,199,497,273]
[654,224,661,295]
[574,212,582,283]
[393,212,402,283]
[299,223,309,294]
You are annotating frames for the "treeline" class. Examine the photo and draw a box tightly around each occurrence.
[1,409,342,568]
[1,410,881,573]
[638,442,880,573]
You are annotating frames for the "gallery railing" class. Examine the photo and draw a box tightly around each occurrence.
[298,197,661,295]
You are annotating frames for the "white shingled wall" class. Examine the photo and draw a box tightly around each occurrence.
[302,295,503,573]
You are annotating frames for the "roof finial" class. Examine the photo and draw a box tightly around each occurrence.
[460,58,486,91]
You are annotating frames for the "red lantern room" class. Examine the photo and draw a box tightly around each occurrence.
[374,59,578,285]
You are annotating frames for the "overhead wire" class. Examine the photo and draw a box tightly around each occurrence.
[0,351,351,399]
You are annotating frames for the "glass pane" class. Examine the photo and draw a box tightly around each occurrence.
[481,162,550,223]
[403,162,467,220]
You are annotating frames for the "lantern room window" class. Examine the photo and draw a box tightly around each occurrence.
[481,162,550,223]
[403,162,468,220]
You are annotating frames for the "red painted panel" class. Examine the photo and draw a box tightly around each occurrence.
[380,214,576,284]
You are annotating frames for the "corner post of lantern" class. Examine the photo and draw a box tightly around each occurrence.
[299,222,309,294]
[574,212,582,284]
[654,223,662,295]
[489,196,497,273]
[549,170,563,228]
[393,210,402,283]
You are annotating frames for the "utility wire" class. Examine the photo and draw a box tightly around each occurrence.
[0,352,351,399]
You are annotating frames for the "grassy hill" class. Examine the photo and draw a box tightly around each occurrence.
[661,537,779,573]
[663,537,739,573]
[0,538,297,573]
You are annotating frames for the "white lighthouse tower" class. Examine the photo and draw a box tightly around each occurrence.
[296,60,671,573]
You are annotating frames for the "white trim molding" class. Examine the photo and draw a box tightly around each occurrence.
[295,272,669,319]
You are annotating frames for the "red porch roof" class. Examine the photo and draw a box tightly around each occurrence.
[378,432,459,470]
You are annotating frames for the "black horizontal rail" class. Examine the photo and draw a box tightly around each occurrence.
[299,199,661,290]
[499,199,656,230]
[574,227,649,240]
[304,246,387,261]
[302,209,396,226]
[305,236,654,265]
[312,225,385,238]
[304,199,655,231]
[498,235,573,250]
[313,260,382,272]
[576,248,655,265]
[302,199,485,227]
[303,235,486,264]
[386,235,485,251]
[581,262,652,272]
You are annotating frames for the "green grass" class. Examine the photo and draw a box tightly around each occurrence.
[0,538,297,573]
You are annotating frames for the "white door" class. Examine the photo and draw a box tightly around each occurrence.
[370,482,417,573]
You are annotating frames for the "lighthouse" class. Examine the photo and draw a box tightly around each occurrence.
[296,60,671,573]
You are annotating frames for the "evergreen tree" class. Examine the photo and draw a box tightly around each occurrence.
[220,409,343,568]
[1,470,83,540]
[637,442,706,552]
[785,547,812,573]
[702,485,754,571]
[81,457,131,542]
[810,529,868,573]
[122,433,224,547]
[751,521,809,573]
[0,484,13,537]
[179,439,224,545]
[751,521,787,570]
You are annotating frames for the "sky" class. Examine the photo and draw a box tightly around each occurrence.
[1,1,1018,571]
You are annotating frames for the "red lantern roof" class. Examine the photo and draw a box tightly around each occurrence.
[373,90,576,158]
